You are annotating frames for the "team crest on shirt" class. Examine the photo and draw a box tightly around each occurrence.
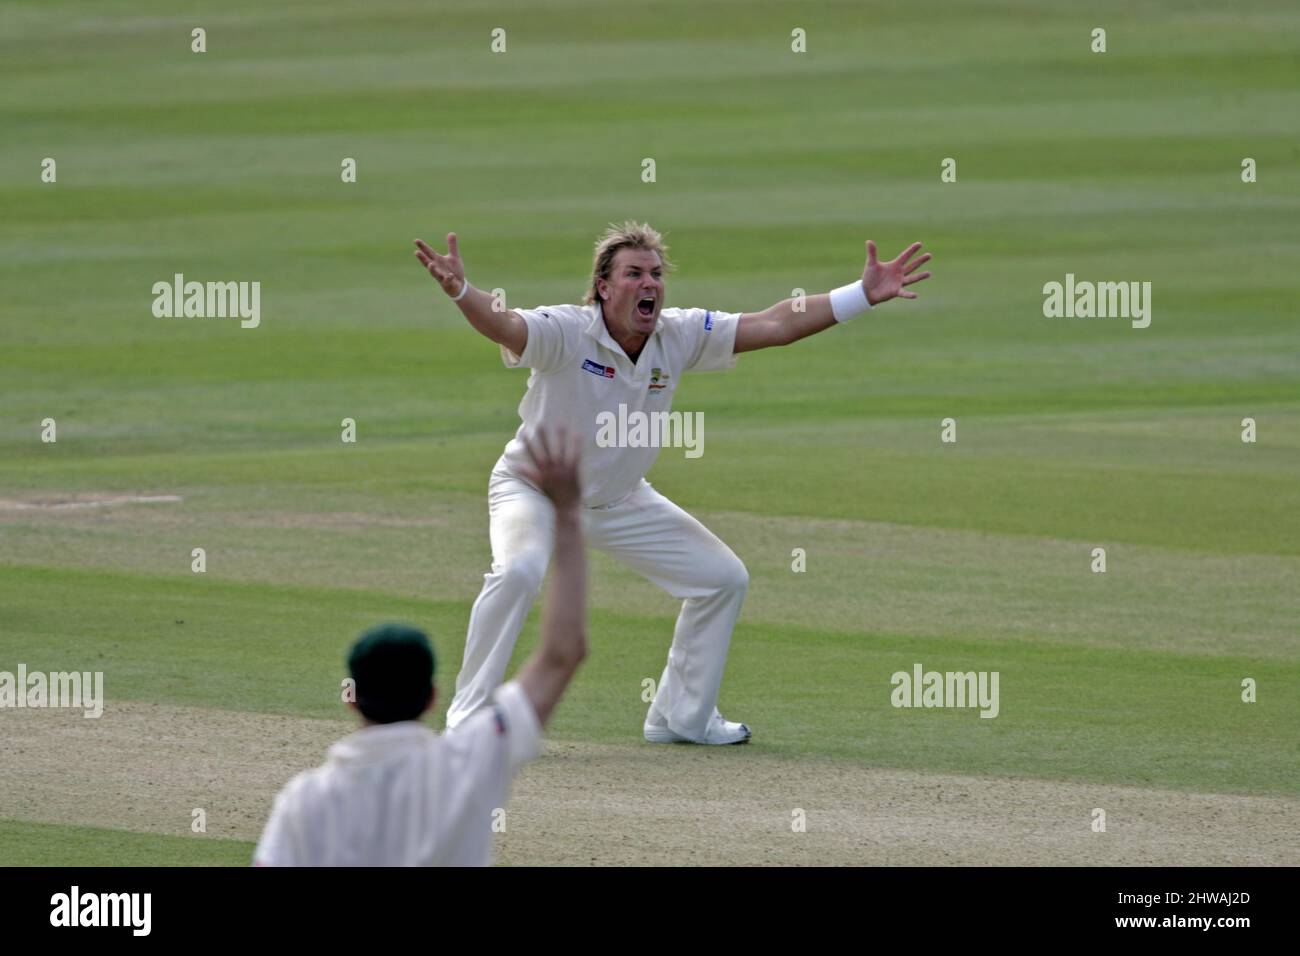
[648,367,670,392]
[582,359,615,379]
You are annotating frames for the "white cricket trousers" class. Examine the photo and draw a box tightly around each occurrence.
[445,460,749,739]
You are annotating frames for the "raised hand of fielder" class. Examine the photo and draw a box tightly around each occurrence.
[517,425,583,512]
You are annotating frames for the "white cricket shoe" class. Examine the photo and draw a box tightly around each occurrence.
[644,707,751,745]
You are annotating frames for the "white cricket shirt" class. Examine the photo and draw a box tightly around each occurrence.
[253,680,541,867]
[499,303,740,507]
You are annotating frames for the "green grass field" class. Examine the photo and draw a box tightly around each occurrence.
[1,0,1297,866]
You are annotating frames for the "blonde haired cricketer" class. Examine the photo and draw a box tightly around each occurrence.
[414,223,931,744]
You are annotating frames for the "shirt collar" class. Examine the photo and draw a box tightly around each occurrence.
[327,721,434,765]
[584,302,662,359]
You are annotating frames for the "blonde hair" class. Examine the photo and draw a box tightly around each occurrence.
[584,221,674,305]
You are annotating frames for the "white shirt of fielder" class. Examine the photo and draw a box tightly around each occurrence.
[499,303,741,508]
[254,680,541,867]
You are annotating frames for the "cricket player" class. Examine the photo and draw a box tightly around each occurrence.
[413,222,931,745]
[254,425,588,866]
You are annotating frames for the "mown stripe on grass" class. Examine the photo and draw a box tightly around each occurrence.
[0,819,253,867]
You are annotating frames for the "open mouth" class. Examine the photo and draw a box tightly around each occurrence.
[636,297,656,318]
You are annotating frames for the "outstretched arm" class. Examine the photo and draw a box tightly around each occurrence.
[513,425,588,728]
[734,240,932,354]
[413,233,528,356]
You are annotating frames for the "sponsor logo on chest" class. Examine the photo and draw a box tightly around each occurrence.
[581,358,616,379]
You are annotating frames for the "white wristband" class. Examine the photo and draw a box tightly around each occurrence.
[451,279,470,302]
[829,280,871,322]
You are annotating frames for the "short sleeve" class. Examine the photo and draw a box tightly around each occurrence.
[500,305,579,374]
[677,308,741,373]
[490,680,544,770]
[444,679,543,774]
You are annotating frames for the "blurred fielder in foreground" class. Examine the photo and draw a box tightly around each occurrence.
[414,222,931,745]
[254,425,587,866]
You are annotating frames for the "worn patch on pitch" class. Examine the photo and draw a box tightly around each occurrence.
[2,701,1297,865]
[0,493,182,512]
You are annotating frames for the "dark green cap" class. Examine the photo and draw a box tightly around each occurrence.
[347,623,436,724]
